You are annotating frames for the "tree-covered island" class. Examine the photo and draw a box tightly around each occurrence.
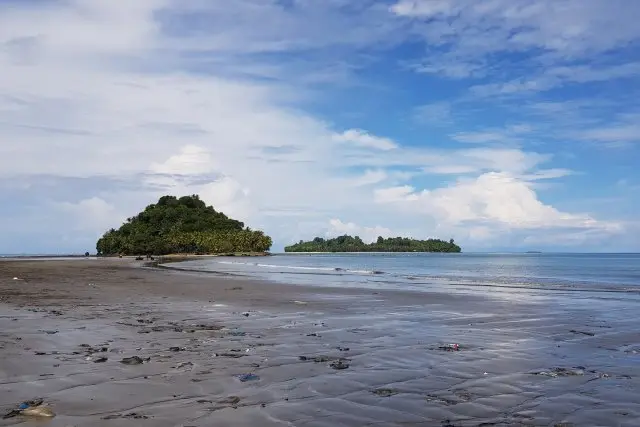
[96,195,272,256]
[285,235,461,253]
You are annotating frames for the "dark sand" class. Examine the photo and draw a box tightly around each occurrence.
[1,259,639,426]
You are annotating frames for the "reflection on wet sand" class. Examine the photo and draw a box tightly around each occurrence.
[0,259,639,426]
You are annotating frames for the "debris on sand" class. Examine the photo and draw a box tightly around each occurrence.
[120,356,148,365]
[175,361,195,371]
[372,388,399,397]
[438,343,460,352]
[329,359,350,370]
[3,398,54,419]
[569,329,595,337]
[214,352,246,358]
[532,367,585,377]
[236,373,260,382]
[218,396,241,405]
[93,357,108,363]
[102,412,148,420]
[336,346,350,352]
[20,406,55,418]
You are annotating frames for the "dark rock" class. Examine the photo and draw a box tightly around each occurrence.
[372,388,399,397]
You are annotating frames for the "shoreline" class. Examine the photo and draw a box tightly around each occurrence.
[1,259,639,426]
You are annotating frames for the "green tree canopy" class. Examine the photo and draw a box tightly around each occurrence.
[285,235,461,253]
[96,195,272,255]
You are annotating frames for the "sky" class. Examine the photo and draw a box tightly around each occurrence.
[1,0,639,254]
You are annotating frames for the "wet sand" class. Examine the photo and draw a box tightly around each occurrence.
[1,259,639,426]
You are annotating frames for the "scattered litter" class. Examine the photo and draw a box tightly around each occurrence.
[214,352,245,358]
[228,331,247,337]
[329,359,350,370]
[3,398,54,419]
[218,396,241,405]
[120,356,147,365]
[372,388,399,397]
[306,333,320,337]
[438,344,460,352]
[175,361,194,371]
[21,406,55,418]
[532,367,585,378]
[93,357,108,363]
[169,347,184,352]
[336,346,350,352]
[237,373,260,382]
[569,329,595,337]
[293,301,308,305]
[102,412,148,420]
[242,312,250,317]
[41,330,58,335]
[12,277,20,280]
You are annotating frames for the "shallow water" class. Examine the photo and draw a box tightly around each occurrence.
[174,253,640,295]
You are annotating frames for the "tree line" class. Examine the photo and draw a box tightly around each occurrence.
[284,235,461,253]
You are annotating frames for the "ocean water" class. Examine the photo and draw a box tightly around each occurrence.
[171,253,640,295]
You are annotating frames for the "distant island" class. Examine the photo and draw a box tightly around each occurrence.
[285,235,461,253]
[96,195,272,256]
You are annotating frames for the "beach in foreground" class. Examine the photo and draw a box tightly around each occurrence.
[1,259,639,426]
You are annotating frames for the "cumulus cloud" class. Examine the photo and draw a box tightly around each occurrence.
[375,172,621,233]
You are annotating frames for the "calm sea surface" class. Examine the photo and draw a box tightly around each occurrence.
[173,253,640,295]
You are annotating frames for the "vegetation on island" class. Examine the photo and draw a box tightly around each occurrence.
[96,195,272,256]
[284,235,461,253]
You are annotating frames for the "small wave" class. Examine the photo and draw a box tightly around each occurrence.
[218,260,386,275]
[347,269,386,275]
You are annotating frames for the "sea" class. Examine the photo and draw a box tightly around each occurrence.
[170,252,640,296]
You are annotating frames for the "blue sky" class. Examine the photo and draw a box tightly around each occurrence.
[1,0,639,253]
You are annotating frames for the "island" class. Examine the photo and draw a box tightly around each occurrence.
[284,235,461,253]
[96,195,272,256]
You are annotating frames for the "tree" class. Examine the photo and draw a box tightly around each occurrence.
[96,195,272,256]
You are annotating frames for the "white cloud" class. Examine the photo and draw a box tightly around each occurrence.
[376,172,621,232]
[56,197,123,234]
[333,129,398,151]
[391,0,640,59]
[150,145,218,175]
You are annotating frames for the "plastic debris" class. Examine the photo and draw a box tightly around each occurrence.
[120,356,147,365]
[21,406,55,418]
[93,357,108,363]
[3,398,54,419]
[372,388,399,397]
[439,343,460,352]
[329,359,350,370]
[237,373,260,382]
